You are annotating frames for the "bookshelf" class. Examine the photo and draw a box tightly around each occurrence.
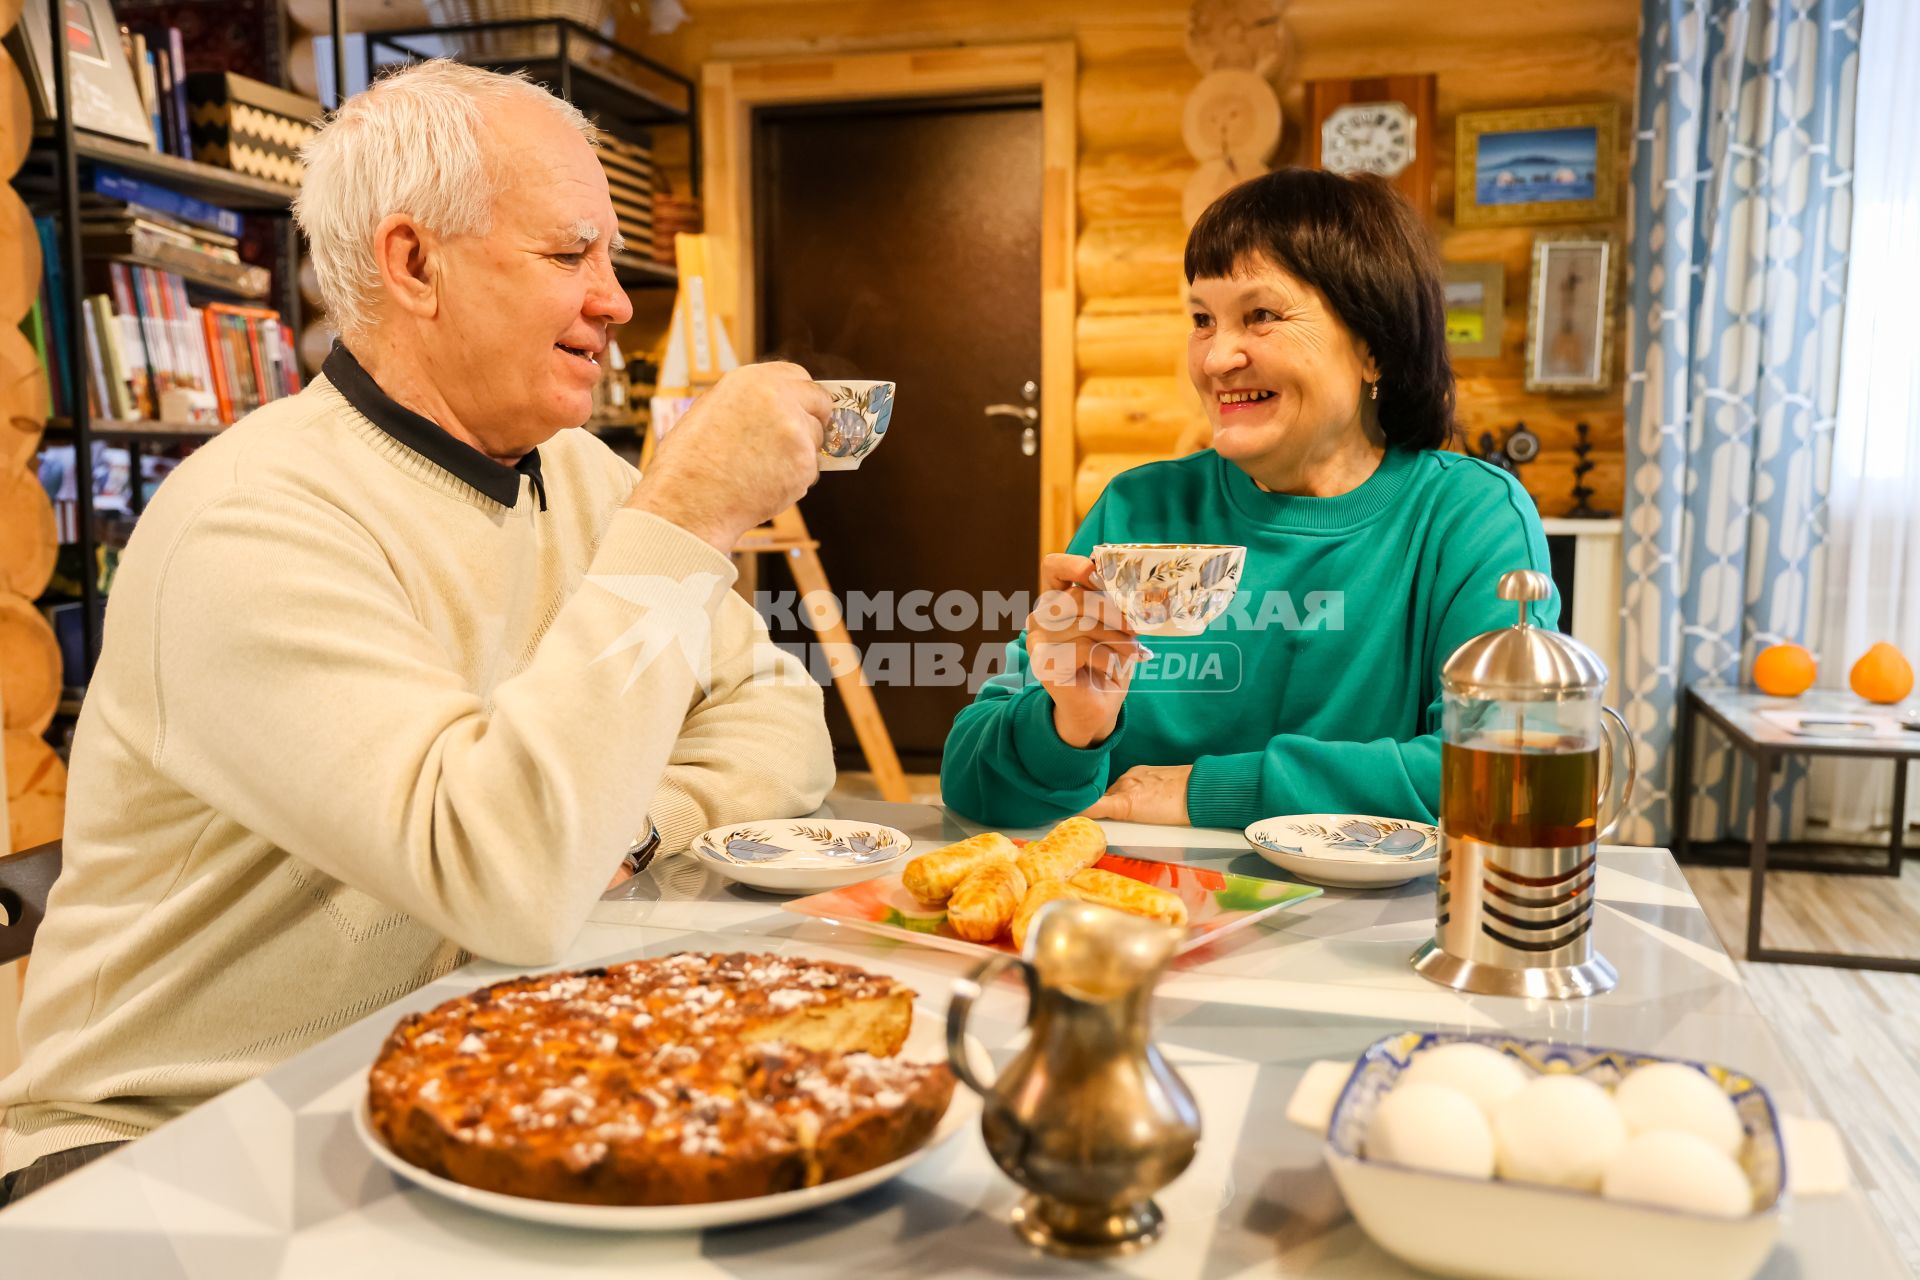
[17,0,307,684]
[363,20,696,138]
[27,132,300,211]
[613,251,679,291]
[46,415,222,438]
[358,16,695,292]
[17,6,699,690]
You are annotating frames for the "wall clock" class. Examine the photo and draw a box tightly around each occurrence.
[1304,75,1437,218]
[1321,101,1416,178]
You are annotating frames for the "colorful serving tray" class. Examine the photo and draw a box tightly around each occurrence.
[781,851,1322,958]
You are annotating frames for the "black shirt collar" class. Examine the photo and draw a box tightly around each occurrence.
[323,344,546,511]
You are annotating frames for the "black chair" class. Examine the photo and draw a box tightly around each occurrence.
[0,841,61,966]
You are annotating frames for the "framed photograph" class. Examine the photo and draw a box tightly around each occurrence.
[8,0,155,146]
[1441,262,1505,359]
[1454,103,1618,227]
[1525,233,1614,394]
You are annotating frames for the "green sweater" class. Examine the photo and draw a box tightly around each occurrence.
[941,446,1557,830]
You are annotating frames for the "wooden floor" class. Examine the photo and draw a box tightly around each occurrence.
[1684,858,1920,959]
[831,771,1920,1269]
[1677,853,1920,1270]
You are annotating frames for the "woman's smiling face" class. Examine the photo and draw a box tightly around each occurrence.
[1187,254,1380,485]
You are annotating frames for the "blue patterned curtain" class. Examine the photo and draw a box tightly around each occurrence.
[1618,0,1861,846]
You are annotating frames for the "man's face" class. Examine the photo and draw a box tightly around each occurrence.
[429,98,633,454]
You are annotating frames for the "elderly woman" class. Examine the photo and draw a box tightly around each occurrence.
[0,62,834,1204]
[942,168,1555,829]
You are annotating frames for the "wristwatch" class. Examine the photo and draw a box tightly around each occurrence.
[620,823,662,879]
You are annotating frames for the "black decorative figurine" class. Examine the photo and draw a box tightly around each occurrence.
[1566,422,1613,518]
[1474,423,1540,477]
[1474,431,1514,474]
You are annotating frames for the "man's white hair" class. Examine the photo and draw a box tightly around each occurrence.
[294,59,597,344]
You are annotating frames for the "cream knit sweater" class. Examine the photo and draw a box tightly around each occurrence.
[0,375,832,1174]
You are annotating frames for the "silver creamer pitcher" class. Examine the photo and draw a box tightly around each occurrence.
[946,899,1200,1256]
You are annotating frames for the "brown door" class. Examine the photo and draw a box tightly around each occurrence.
[755,99,1044,770]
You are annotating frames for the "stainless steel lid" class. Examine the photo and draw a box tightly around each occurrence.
[1440,569,1608,700]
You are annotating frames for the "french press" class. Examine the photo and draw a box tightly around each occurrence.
[1412,570,1638,999]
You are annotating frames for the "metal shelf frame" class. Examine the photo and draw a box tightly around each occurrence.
[338,11,698,288]
[29,5,696,680]
[32,0,304,677]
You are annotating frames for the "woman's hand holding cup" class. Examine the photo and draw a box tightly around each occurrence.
[1027,552,1151,749]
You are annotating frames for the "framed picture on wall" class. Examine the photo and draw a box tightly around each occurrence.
[1442,262,1505,359]
[1525,233,1614,393]
[1454,103,1618,227]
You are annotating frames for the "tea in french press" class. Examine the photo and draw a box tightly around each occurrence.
[1413,569,1637,999]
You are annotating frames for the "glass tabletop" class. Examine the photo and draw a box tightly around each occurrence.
[0,800,1904,1278]
[1690,685,1920,757]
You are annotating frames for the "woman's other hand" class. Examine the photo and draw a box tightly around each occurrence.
[1084,764,1193,826]
[1027,553,1149,749]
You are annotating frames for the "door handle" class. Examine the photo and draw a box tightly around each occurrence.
[984,404,1039,423]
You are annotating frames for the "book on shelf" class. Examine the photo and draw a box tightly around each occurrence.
[37,441,181,538]
[83,209,238,250]
[7,0,152,146]
[26,250,300,428]
[5,2,205,155]
[84,166,246,238]
[32,216,76,418]
[80,217,270,297]
[120,23,193,161]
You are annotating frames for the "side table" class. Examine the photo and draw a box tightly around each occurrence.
[1674,685,1920,971]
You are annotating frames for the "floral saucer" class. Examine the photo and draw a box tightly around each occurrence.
[1244,814,1440,889]
[690,819,912,895]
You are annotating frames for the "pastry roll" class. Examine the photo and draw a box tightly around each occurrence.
[1015,816,1107,886]
[903,832,1018,905]
[946,862,1030,943]
[1067,868,1189,928]
[1011,879,1082,950]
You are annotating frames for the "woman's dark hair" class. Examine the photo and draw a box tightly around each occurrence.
[1184,168,1455,451]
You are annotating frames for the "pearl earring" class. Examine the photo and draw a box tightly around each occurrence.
[1370,381,1380,401]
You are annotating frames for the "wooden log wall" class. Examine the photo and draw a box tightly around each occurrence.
[622,0,1637,526]
[627,2,1213,527]
[1290,17,1641,519]
[1,19,66,855]
[289,0,1638,521]
[3,0,61,1086]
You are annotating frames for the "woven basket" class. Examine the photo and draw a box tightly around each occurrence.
[424,0,616,59]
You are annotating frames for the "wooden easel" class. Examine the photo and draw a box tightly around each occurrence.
[651,238,910,804]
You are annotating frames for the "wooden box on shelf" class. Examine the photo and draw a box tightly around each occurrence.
[185,73,322,188]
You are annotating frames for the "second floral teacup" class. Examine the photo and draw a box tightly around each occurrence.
[816,380,895,471]
[1091,543,1247,636]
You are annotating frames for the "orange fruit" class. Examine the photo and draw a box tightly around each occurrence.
[1752,643,1817,697]
[1849,642,1915,705]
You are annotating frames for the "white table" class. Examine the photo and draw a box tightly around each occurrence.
[0,801,1906,1278]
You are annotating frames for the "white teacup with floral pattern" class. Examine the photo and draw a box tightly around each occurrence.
[815,380,895,471]
[1091,543,1247,636]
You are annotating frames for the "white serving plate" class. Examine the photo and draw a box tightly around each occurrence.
[1289,1031,1792,1280]
[689,819,912,894]
[1244,814,1439,888]
[355,1012,977,1232]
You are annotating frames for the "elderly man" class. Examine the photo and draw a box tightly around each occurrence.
[0,61,835,1203]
